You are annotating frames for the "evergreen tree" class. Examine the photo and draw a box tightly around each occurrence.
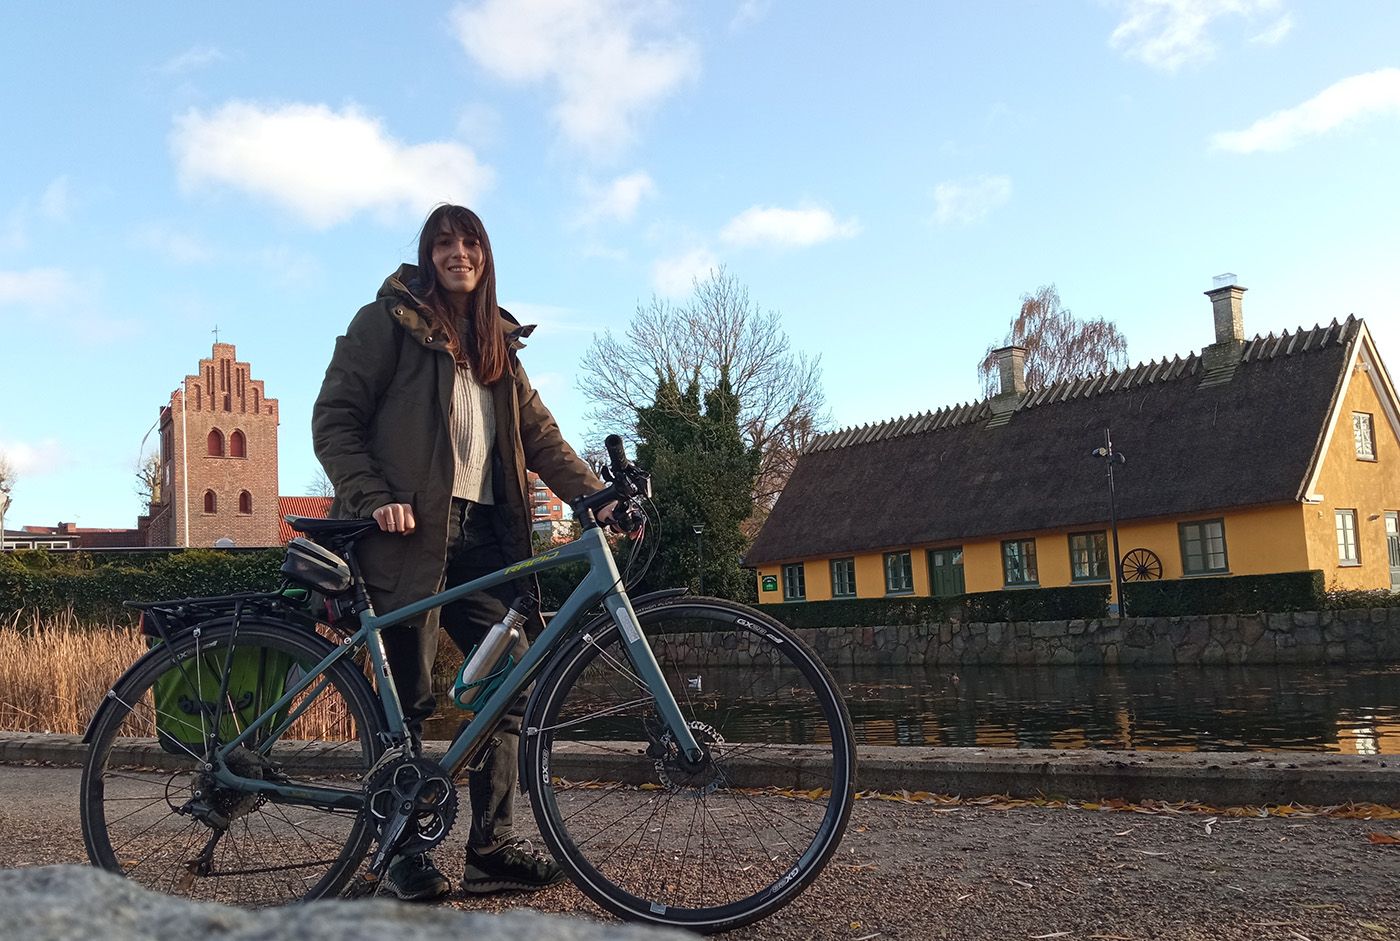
[634,369,759,601]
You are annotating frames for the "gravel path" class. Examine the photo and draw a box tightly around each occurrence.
[2,765,1398,940]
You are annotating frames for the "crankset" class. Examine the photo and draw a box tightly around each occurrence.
[362,755,458,876]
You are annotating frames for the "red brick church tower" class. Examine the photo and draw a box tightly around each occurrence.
[145,343,280,547]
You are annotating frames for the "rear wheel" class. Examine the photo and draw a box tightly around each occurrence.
[522,597,855,933]
[79,619,385,905]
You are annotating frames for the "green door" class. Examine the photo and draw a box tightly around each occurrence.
[1387,511,1400,592]
[928,548,965,597]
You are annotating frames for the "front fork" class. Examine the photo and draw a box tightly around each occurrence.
[600,592,703,763]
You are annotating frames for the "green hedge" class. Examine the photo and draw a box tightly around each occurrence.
[962,583,1110,622]
[758,583,1109,629]
[1122,570,1325,617]
[0,548,284,622]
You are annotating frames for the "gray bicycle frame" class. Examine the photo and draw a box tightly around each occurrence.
[209,524,701,810]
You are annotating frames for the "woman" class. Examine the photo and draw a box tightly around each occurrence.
[313,204,607,901]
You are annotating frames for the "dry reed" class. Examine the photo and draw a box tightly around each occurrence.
[0,611,359,741]
[0,610,144,735]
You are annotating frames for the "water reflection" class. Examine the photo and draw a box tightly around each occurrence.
[424,663,1400,754]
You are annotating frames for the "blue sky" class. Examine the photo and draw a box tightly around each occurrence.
[2,1,1398,528]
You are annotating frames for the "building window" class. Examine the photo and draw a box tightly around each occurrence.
[238,491,253,515]
[206,429,224,457]
[884,551,913,594]
[1069,531,1110,581]
[782,563,806,601]
[230,429,247,458]
[1335,509,1361,565]
[1179,519,1228,574]
[830,558,856,598]
[1353,412,1376,460]
[1002,539,1038,586]
[203,490,217,514]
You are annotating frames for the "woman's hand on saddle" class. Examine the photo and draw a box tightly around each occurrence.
[373,502,417,535]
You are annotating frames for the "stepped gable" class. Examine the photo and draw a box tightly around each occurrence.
[746,317,1362,566]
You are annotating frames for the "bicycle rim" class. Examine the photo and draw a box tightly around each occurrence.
[525,598,855,932]
[80,620,384,905]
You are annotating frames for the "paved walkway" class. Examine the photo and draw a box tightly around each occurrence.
[4,765,1398,939]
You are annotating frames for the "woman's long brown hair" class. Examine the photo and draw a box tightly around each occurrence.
[414,204,511,384]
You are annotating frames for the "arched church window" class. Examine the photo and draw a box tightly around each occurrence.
[207,429,224,457]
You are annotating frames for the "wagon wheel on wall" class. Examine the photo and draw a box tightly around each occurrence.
[1120,548,1163,581]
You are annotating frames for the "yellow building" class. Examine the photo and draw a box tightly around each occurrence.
[747,280,1400,606]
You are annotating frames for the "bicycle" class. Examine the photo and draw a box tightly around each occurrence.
[79,436,856,933]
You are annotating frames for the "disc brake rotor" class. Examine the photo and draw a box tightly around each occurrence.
[655,721,726,796]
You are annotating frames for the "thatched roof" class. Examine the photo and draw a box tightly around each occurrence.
[745,317,1364,565]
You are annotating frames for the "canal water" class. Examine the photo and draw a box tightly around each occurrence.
[425,662,1400,754]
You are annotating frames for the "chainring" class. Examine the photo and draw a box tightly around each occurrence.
[364,755,458,856]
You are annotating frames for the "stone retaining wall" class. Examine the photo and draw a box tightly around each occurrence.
[652,606,1400,667]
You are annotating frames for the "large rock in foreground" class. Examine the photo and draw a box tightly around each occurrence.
[0,866,688,941]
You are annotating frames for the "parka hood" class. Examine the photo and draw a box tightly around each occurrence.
[377,263,535,350]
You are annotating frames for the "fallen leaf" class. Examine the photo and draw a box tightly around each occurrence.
[852,935,880,941]
[1133,850,1168,857]
[1012,879,1034,889]
[1030,933,1071,939]
[1367,832,1400,845]
[1203,816,1218,835]
[1359,921,1390,934]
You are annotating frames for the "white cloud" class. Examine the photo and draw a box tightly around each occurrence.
[131,223,215,264]
[576,171,657,226]
[450,0,699,157]
[0,438,71,477]
[171,102,494,228]
[0,268,72,306]
[932,176,1012,225]
[652,247,719,296]
[1109,0,1282,71]
[501,301,597,333]
[38,177,72,221]
[719,205,860,248]
[1211,68,1400,153]
[158,45,228,75]
[1249,12,1293,44]
[730,0,771,30]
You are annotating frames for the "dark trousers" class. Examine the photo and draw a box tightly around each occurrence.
[380,498,529,853]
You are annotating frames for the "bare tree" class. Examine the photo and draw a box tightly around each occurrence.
[307,468,336,498]
[134,452,161,508]
[579,268,828,509]
[0,454,14,537]
[977,285,1129,396]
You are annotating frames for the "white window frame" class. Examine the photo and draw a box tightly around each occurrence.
[1335,509,1361,565]
[1353,412,1377,460]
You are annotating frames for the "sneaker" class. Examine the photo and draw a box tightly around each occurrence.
[383,853,452,902]
[461,841,567,894]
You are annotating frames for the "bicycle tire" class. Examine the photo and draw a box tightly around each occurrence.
[80,618,386,905]
[522,596,856,933]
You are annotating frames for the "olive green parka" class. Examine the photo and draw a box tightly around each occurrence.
[312,264,602,627]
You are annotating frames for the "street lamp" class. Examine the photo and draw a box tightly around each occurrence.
[1090,428,1128,618]
[692,524,705,596]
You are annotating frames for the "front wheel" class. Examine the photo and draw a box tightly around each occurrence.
[522,596,856,933]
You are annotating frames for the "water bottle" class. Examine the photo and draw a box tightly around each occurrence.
[451,598,530,711]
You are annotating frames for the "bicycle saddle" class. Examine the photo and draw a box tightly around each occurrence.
[283,515,380,544]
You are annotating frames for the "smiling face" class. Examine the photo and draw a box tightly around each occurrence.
[431,225,486,296]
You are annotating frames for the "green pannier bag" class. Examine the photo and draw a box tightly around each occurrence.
[149,638,300,756]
